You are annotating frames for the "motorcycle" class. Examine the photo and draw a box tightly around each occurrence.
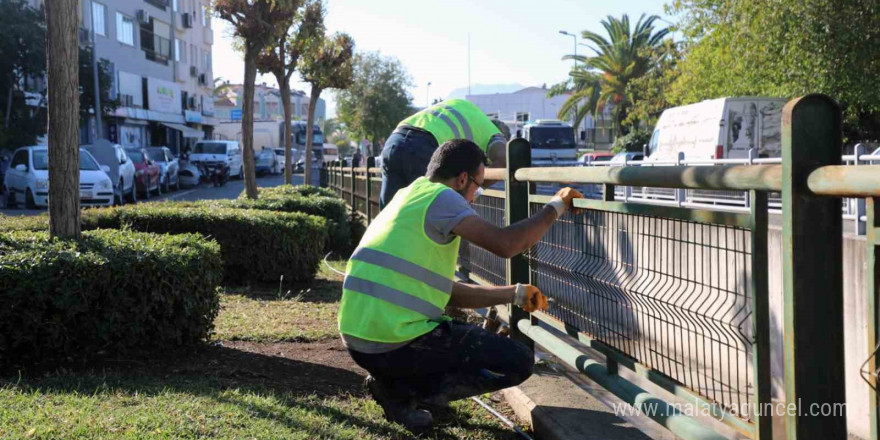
[203,161,230,187]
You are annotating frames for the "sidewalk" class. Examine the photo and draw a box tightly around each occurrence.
[503,349,677,440]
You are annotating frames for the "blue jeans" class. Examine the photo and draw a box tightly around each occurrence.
[379,128,438,208]
[348,320,534,406]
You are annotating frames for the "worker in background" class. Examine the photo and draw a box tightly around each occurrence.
[339,139,584,432]
[379,99,508,208]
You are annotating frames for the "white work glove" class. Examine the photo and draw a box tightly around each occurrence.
[513,283,549,313]
[546,187,584,217]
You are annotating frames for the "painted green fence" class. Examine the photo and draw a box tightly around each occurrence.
[324,95,880,440]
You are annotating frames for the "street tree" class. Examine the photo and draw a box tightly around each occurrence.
[335,52,412,155]
[669,0,880,142]
[550,14,668,135]
[45,0,80,238]
[215,0,297,199]
[0,0,46,150]
[78,46,117,126]
[300,32,354,185]
[624,40,682,129]
[256,0,324,185]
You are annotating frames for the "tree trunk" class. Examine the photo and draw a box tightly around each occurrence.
[278,74,293,185]
[46,0,81,239]
[304,86,321,187]
[241,47,259,200]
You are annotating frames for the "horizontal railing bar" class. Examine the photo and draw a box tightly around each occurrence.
[529,194,753,228]
[517,319,729,440]
[484,167,507,182]
[807,165,880,197]
[530,310,756,438]
[515,165,782,192]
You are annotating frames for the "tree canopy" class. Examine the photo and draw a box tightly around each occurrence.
[334,52,413,145]
[668,0,880,141]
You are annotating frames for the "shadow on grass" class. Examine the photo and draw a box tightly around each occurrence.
[2,343,521,440]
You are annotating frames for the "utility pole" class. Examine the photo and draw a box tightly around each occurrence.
[426,81,431,108]
[89,0,103,140]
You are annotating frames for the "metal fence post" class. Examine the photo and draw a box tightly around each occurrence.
[781,94,845,439]
[365,156,375,225]
[675,152,686,206]
[349,161,356,209]
[855,144,867,235]
[867,196,880,440]
[506,138,533,350]
[750,190,772,439]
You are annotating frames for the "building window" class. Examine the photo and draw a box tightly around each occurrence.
[516,112,530,123]
[174,39,180,62]
[172,0,178,12]
[116,13,134,46]
[91,1,106,37]
[202,4,210,27]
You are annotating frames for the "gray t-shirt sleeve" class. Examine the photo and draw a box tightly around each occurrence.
[424,189,477,244]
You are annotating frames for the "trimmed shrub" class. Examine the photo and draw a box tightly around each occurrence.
[104,204,329,284]
[0,229,223,365]
[0,213,51,232]
[236,186,351,255]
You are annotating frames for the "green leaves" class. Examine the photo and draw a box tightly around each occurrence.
[0,229,223,365]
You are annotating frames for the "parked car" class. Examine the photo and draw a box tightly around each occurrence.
[578,152,615,165]
[82,139,137,205]
[609,152,645,166]
[4,146,114,208]
[146,146,180,192]
[255,148,278,175]
[191,140,244,179]
[125,148,161,199]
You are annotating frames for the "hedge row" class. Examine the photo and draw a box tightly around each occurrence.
[235,187,351,255]
[1,203,330,285]
[0,229,223,364]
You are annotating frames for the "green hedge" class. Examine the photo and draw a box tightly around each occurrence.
[236,186,351,255]
[1,205,329,284]
[0,229,223,365]
[104,205,328,284]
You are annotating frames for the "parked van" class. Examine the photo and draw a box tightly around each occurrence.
[645,97,787,162]
[190,140,244,179]
[523,119,578,164]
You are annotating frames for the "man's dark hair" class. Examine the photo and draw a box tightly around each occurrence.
[426,139,488,181]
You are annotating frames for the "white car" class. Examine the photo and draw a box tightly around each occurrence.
[191,140,244,179]
[82,140,137,205]
[4,146,115,209]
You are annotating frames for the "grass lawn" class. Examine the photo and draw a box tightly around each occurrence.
[0,260,529,439]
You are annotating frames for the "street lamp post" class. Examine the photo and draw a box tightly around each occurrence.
[426,81,432,108]
[559,30,578,142]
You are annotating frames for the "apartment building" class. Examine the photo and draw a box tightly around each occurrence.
[213,83,326,123]
[26,0,214,154]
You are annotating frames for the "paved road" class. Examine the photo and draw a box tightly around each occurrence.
[0,173,304,217]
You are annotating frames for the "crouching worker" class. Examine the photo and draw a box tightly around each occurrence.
[338,138,583,431]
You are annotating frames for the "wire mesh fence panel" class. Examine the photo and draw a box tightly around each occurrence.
[526,203,755,421]
[458,194,507,286]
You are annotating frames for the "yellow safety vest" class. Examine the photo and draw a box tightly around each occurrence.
[338,177,460,348]
[400,99,502,152]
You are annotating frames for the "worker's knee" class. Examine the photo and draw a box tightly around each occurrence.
[505,339,535,386]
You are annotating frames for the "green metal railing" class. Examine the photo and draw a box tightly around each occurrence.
[323,95,880,440]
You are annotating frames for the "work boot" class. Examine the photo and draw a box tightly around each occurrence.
[364,375,433,432]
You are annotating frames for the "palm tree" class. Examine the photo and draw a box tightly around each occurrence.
[550,14,668,135]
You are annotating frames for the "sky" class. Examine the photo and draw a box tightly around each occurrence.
[211,0,672,117]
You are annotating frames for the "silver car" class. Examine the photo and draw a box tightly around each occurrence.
[146,147,180,192]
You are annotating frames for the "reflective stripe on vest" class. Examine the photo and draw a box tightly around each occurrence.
[351,247,454,294]
[338,177,461,345]
[399,99,500,152]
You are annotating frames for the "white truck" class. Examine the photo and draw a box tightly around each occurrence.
[523,119,578,165]
[645,97,787,162]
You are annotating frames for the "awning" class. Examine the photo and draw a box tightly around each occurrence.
[162,122,203,139]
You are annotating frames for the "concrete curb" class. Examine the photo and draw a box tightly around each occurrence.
[502,386,572,440]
